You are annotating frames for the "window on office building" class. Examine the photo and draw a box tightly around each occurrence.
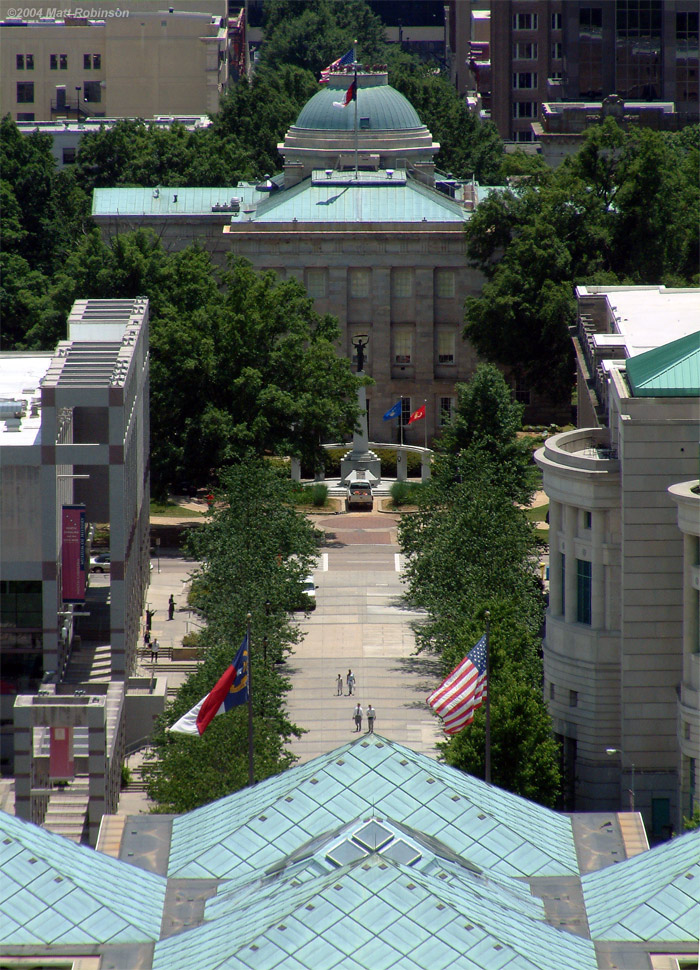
[437,331,455,364]
[576,559,592,625]
[84,53,102,69]
[439,397,454,426]
[16,112,35,121]
[579,6,604,97]
[16,82,34,103]
[569,689,578,708]
[513,72,538,89]
[676,11,699,104]
[50,53,58,69]
[435,269,455,298]
[349,267,370,298]
[83,81,102,103]
[582,510,592,529]
[59,53,68,69]
[549,682,555,700]
[62,147,76,164]
[305,268,327,298]
[552,12,562,30]
[615,0,662,100]
[513,13,537,30]
[514,130,535,141]
[561,553,566,615]
[513,101,537,118]
[16,54,24,69]
[513,42,538,60]
[401,397,412,426]
[551,41,563,59]
[392,268,413,299]
[393,329,412,365]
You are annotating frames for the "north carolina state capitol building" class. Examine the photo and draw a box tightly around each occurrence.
[93,70,494,443]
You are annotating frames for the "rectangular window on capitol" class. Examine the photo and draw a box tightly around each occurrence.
[349,268,370,299]
[305,268,327,299]
[392,268,413,299]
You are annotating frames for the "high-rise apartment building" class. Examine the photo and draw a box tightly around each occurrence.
[490,1,699,142]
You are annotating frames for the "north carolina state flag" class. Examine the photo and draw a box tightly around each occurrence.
[169,635,249,736]
[408,404,426,424]
[333,79,357,108]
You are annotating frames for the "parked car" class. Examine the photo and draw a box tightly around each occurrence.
[347,481,373,510]
[294,576,317,611]
[89,553,111,573]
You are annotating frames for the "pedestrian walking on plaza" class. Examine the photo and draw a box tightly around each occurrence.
[366,705,376,733]
[336,674,343,696]
[353,703,363,732]
[151,638,159,663]
[143,629,151,650]
[146,609,155,631]
[168,594,175,620]
[347,669,355,695]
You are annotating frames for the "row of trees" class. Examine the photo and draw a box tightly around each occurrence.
[398,365,561,806]
[142,459,321,813]
[463,120,699,404]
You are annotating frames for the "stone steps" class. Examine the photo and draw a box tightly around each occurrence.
[43,777,89,842]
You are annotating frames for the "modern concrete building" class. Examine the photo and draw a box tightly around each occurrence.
[488,0,699,142]
[536,285,700,835]
[0,3,229,122]
[2,735,699,970]
[93,70,500,445]
[532,95,688,166]
[0,298,151,773]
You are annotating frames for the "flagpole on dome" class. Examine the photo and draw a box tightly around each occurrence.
[423,399,427,449]
[484,610,491,784]
[353,41,359,180]
[246,612,254,785]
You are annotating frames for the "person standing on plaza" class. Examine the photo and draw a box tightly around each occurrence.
[168,594,175,620]
[143,629,151,651]
[151,638,159,663]
[353,702,363,732]
[336,674,343,696]
[347,669,355,695]
[146,609,155,631]
[366,704,376,733]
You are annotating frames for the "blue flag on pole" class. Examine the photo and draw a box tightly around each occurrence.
[383,401,402,421]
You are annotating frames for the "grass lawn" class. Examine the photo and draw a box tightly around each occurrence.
[150,499,205,518]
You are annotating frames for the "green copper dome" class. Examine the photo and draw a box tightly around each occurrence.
[295,77,423,132]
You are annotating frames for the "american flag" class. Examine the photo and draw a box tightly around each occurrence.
[320,48,355,83]
[427,635,488,735]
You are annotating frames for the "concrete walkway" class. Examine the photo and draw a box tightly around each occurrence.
[118,505,443,813]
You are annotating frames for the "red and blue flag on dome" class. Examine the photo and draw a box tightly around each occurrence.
[169,635,249,736]
[320,48,354,83]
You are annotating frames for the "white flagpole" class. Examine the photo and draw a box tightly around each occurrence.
[353,44,358,180]
[424,399,427,448]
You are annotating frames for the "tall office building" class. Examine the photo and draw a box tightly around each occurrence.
[490,1,699,142]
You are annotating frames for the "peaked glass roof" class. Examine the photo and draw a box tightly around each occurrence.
[168,737,579,883]
[626,329,700,396]
[153,841,596,970]
[582,828,700,941]
[0,810,166,945]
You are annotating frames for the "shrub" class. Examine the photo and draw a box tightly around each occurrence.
[390,481,411,507]
[310,483,328,507]
[120,764,132,789]
[181,631,202,648]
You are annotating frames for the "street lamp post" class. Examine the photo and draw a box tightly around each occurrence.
[606,747,635,811]
[75,86,82,119]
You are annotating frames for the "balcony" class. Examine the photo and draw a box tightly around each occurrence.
[537,427,620,472]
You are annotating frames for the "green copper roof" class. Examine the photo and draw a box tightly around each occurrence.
[168,737,579,882]
[154,815,596,970]
[92,185,264,217]
[247,170,468,224]
[626,329,700,396]
[582,828,700,942]
[0,810,166,945]
[295,81,423,131]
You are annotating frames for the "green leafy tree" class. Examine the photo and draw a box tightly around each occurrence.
[142,459,320,812]
[260,0,386,73]
[437,364,536,504]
